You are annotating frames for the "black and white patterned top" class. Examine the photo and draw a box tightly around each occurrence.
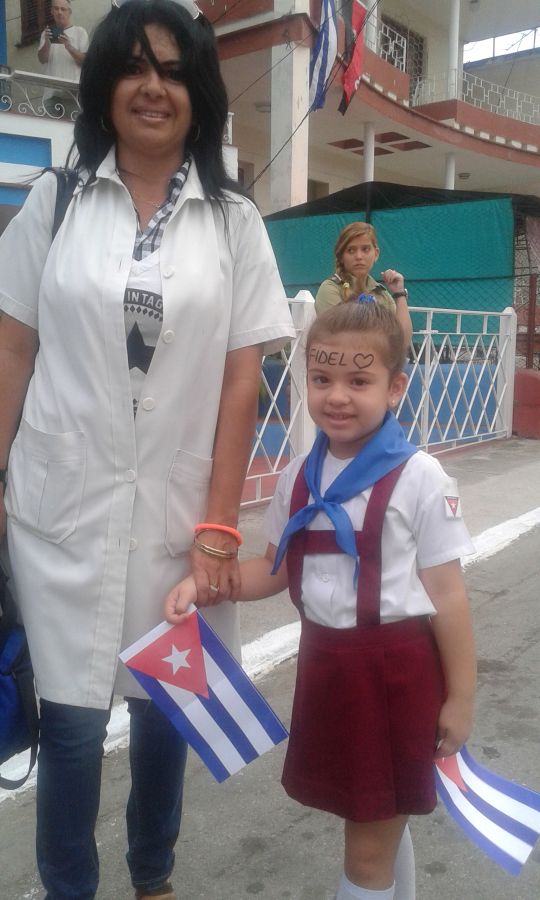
[124,158,190,414]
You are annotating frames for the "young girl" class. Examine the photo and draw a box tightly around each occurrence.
[165,302,476,900]
[315,221,413,349]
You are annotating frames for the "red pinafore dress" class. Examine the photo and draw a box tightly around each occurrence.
[281,462,445,822]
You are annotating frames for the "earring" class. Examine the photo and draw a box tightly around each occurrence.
[100,115,112,134]
[191,123,201,143]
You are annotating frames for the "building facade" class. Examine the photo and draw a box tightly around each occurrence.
[1,0,540,217]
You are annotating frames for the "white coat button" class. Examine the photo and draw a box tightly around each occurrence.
[125,469,136,482]
[129,538,138,551]
[162,330,175,343]
[163,267,175,278]
[141,397,156,411]
[320,573,330,583]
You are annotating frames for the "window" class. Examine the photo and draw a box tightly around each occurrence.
[381,14,426,81]
[18,0,51,47]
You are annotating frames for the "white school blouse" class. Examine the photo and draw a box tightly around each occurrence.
[265,450,475,628]
[0,149,295,707]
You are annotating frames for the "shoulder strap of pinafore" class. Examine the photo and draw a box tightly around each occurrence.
[286,460,407,627]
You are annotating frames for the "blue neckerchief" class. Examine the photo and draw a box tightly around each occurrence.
[272,412,417,584]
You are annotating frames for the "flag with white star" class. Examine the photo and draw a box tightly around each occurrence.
[120,611,288,782]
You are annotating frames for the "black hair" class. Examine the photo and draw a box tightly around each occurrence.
[71,0,242,200]
[306,302,406,378]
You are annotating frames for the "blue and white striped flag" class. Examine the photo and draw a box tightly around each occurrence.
[309,0,338,111]
[435,745,540,875]
[120,611,288,783]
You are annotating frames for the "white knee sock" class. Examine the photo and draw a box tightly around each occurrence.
[394,826,416,900]
[336,873,395,900]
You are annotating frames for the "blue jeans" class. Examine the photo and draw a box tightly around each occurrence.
[37,697,188,900]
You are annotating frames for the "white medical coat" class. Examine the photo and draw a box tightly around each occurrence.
[0,150,294,708]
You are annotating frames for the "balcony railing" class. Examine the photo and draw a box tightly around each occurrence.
[364,21,407,73]
[410,68,540,126]
[0,66,235,141]
[0,67,81,120]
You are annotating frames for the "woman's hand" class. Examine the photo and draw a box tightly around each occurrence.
[435,695,474,759]
[381,269,405,293]
[190,533,241,608]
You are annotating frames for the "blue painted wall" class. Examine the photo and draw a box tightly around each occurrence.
[0,132,52,167]
[0,186,30,205]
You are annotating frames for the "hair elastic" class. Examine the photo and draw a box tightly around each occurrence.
[194,523,243,545]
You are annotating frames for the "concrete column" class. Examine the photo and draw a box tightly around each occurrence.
[363,121,376,182]
[448,0,460,99]
[269,43,310,214]
[0,0,6,65]
[445,152,456,190]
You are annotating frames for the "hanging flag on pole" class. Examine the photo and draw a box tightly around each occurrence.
[120,611,288,783]
[435,745,540,875]
[338,0,367,114]
[309,0,338,111]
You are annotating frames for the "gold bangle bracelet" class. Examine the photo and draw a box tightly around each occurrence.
[193,538,238,560]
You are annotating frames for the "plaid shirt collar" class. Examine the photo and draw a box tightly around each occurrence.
[133,157,191,261]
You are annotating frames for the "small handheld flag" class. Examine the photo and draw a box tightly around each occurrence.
[120,611,288,783]
[435,746,540,875]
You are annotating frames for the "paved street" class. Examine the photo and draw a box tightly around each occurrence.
[1,438,540,899]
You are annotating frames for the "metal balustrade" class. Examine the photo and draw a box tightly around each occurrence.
[242,296,517,507]
[0,67,234,139]
[410,68,540,126]
[365,21,407,73]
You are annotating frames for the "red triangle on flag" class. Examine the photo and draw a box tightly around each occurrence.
[445,496,459,517]
[436,754,468,792]
[126,613,209,698]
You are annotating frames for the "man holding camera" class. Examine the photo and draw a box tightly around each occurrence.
[37,1,88,117]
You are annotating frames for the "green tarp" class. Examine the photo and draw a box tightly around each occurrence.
[265,197,515,314]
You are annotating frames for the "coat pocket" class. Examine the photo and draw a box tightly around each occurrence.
[5,420,86,544]
[165,449,213,557]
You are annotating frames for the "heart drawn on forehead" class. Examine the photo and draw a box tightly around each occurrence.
[353,352,374,370]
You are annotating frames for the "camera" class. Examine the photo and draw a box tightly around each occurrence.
[49,25,65,43]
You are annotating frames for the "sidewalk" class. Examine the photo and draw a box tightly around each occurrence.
[1,436,540,900]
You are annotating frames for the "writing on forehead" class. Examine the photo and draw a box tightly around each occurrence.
[309,346,374,370]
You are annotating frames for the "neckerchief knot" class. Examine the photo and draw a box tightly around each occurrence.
[271,413,417,585]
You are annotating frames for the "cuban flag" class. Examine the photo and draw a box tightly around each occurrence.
[435,746,540,875]
[309,0,338,111]
[120,611,288,783]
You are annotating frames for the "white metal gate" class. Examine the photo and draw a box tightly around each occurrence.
[242,295,517,507]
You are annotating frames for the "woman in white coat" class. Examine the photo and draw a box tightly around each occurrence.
[0,2,294,898]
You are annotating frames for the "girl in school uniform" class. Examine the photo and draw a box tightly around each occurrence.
[165,301,477,900]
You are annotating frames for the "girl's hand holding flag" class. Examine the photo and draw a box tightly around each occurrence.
[165,575,200,626]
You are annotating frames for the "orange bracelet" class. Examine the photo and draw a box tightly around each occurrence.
[194,523,243,546]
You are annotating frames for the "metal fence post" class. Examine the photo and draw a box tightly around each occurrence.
[289,291,317,457]
[420,311,433,449]
[497,306,517,437]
